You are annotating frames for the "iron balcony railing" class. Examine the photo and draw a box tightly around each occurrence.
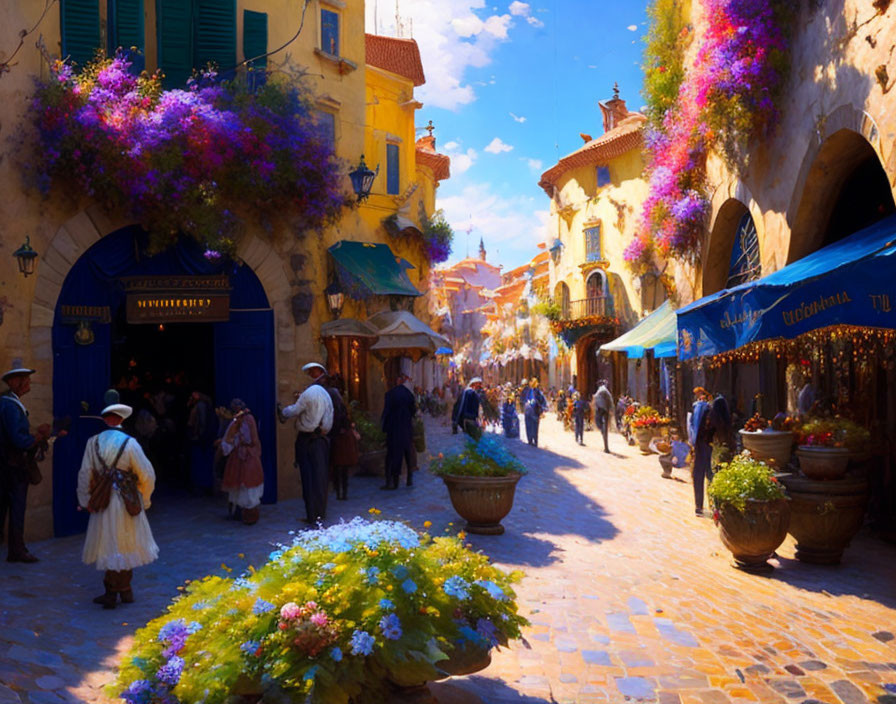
[568,296,611,320]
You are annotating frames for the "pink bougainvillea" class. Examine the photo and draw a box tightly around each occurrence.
[24,54,350,254]
[628,0,793,267]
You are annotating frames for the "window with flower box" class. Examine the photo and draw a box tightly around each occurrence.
[61,0,101,67]
[156,0,236,88]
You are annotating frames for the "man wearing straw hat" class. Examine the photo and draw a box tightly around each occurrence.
[77,402,158,608]
[0,360,50,563]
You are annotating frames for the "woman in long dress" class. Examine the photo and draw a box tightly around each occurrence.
[220,399,265,525]
[77,403,158,609]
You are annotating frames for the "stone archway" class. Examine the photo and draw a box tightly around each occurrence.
[788,105,894,264]
[702,198,762,296]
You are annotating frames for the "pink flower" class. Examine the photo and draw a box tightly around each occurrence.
[280,602,301,620]
[310,611,329,627]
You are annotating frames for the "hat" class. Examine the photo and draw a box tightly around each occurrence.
[521,378,528,384]
[302,362,327,374]
[2,359,35,383]
[469,377,483,385]
[101,403,133,420]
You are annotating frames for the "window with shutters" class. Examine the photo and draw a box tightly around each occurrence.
[321,9,340,57]
[596,165,611,188]
[585,225,602,262]
[243,9,267,88]
[61,0,102,67]
[108,0,145,73]
[386,143,400,195]
[156,0,236,88]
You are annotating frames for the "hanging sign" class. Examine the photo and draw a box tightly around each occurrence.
[123,275,231,324]
[59,305,112,325]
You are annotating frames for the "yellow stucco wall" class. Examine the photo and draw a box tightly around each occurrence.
[0,2,442,539]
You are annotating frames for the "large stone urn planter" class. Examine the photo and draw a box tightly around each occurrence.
[715,497,791,572]
[383,642,492,703]
[795,445,850,480]
[358,449,387,476]
[739,429,794,469]
[441,473,522,535]
[633,428,654,453]
[780,473,869,564]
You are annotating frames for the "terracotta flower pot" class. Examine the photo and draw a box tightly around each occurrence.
[795,446,850,480]
[441,473,522,535]
[658,453,673,479]
[383,642,492,704]
[739,429,794,470]
[780,473,869,564]
[633,428,654,453]
[715,497,791,572]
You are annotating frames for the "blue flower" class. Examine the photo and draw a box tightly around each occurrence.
[304,665,319,681]
[365,566,380,584]
[268,549,284,562]
[391,564,409,580]
[379,613,402,640]
[476,618,500,647]
[475,580,507,601]
[121,680,153,704]
[379,598,395,611]
[330,646,343,662]
[240,640,261,656]
[401,579,418,594]
[252,598,276,615]
[156,655,184,686]
[350,630,376,656]
[443,576,470,600]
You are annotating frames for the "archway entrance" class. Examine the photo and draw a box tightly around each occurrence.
[576,333,614,397]
[789,129,895,263]
[51,226,277,536]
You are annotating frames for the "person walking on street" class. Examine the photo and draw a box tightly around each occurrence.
[77,403,158,609]
[220,399,265,525]
[1,361,50,563]
[501,393,520,439]
[688,387,712,517]
[381,373,417,490]
[522,379,547,447]
[279,363,333,525]
[572,392,586,445]
[593,379,614,454]
[327,374,358,501]
[453,378,483,441]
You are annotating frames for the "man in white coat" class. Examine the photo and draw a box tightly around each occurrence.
[77,403,158,609]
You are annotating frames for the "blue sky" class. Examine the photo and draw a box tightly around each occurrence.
[366,1,649,271]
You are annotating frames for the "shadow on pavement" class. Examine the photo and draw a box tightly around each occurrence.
[451,675,559,703]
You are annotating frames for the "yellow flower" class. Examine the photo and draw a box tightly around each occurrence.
[220,563,232,573]
[423,521,432,529]
[237,553,245,559]
[457,531,466,540]
[386,585,393,591]
[368,507,381,515]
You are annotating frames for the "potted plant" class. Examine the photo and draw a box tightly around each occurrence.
[794,416,870,480]
[708,452,791,572]
[114,517,528,703]
[352,401,387,475]
[738,413,796,470]
[430,435,527,535]
[413,415,426,453]
[630,406,671,453]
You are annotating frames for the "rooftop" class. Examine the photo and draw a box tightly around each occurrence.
[365,34,426,86]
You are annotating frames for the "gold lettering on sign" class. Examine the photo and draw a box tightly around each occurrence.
[781,291,852,327]
[719,308,761,330]
[870,294,892,312]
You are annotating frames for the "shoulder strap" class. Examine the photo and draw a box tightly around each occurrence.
[95,434,130,473]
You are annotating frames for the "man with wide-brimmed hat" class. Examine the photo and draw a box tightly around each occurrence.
[77,402,158,608]
[1,360,50,563]
[279,362,333,524]
[381,372,417,490]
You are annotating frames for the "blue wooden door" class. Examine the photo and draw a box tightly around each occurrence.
[214,310,277,502]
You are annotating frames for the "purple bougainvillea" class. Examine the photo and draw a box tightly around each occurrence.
[23,54,350,254]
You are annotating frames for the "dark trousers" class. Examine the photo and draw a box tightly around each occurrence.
[596,409,610,452]
[0,474,28,558]
[692,442,713,511]
[296,434,330,523]
[524,414,540,447]
[461,418,482,441]
[385,438,415,483]
[574,417,584,444]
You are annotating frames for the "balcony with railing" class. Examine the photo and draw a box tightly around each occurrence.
[568,296,612,320]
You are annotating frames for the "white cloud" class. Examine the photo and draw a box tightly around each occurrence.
[438,184,550,265]
[366,2,523,111]
[484,137,514,154]
[527,16,544,27]
[441,141,479,175]
[509,112,527,123]
[524,157,543,171]
[509,1,530,16]
[627,24,638,31]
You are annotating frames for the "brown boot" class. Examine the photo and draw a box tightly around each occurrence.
[119,570,134,603]
[92,571,117,609]
[242,507,259,525]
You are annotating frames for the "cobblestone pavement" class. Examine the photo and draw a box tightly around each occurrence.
[2,415,896,704]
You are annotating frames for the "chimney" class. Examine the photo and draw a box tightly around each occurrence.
[599,82,628,133]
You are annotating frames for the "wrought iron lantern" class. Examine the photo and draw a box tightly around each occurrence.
[349,155,378,202]
[325,281,345,319]
[13,237,38,277]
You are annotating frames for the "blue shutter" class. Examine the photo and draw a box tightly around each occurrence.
[596,166,611,188]
[108,0,145,72]
[195,0,236,76]
[156,0,193,87]
[61,0,101,67]
[321,9,339,56]
[243,9,267,88]
[387,143,400,195]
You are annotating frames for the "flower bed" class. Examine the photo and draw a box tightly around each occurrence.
[23,54,348,255]
[708,452,787,513]
[629,405,671,430]
[115,518,527,703]
[795,416,871,452]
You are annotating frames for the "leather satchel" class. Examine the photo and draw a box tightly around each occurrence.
[87,436,140,515]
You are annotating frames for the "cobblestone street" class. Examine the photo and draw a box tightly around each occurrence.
[2,416,896,704]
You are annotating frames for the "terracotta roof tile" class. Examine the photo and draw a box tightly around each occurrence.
[538,114,646,196]
[365,34,426,86]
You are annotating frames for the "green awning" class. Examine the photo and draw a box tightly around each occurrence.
[599,300,677,358]
[328,240,422,298]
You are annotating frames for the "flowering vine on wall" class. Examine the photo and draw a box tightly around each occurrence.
[625,0,795,268]
[22,54,350,255]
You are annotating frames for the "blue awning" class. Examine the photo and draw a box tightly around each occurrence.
[599,300,678,359]
[677,214,896,360]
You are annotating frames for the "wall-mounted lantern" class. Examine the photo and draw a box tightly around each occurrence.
[349,155,379,202]
[13,237,38,277]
